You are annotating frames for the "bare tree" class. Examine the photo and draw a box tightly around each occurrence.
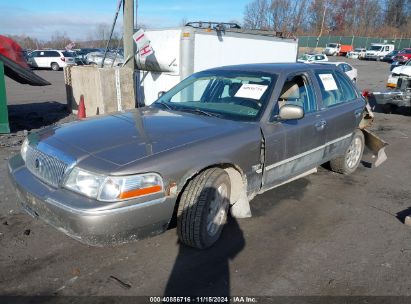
[242,0,410,37]
[43,31,72,49]
[243,0,271,29]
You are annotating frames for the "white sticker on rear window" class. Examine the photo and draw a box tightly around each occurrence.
[319,74,338,91]
[234,84,268,100]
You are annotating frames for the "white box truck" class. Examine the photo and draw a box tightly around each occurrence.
[365,43,395,61]
[134,22,298,106]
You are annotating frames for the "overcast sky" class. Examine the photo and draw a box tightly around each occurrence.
[0,0,249,41]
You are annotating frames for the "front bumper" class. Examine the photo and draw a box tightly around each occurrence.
[365,54,381,60]
[7,154,176,246]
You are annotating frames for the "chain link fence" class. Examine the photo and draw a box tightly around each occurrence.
[298,35,411,50]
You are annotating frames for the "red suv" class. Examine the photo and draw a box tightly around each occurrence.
[393,48,411,63]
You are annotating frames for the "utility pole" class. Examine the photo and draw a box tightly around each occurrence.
[123,0,135,71]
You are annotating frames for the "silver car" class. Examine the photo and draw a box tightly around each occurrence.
[9,63,369,249]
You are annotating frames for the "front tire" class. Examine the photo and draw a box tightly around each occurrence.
[330,130,364,175]
[177,168,230,249]
[51,62,60,71]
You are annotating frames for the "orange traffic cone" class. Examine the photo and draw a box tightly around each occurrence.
[78,95,86,119]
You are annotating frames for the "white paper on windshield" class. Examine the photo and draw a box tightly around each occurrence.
[318,74,338,91]
[234,84,268,100]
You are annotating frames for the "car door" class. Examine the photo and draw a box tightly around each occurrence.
[45,51,60,67]
[261,71,326,188]
[313,68,365,162]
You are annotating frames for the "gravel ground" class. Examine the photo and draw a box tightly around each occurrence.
[0,60,410,298]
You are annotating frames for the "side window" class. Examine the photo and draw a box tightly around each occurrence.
[334,71,357,101]
[277,74,317,114]
[39,51,45,57]
[344,64,352,72]
[385,46,389,51]
[314,70,357,108]
[45,51,59,57]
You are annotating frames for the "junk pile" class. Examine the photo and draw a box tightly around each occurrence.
[374,65,411,113]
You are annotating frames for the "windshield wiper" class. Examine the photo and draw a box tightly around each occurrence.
[177,107,221,118]
[156,101,173,110]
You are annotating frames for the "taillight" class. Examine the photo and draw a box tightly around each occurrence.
[61,57,65,62]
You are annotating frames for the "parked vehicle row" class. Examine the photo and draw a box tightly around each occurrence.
[24,48,125,71]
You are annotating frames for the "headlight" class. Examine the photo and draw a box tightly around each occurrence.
[64,168,163,202]
[99,173,163,201]
[65,168,106,198]
[21,138,29,162]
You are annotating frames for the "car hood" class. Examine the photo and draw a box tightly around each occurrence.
[392,65,411,76]
[35,107,253,166]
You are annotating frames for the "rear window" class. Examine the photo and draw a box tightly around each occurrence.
[62,51,74,57]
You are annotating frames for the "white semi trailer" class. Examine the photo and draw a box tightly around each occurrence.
[134,22,299,106]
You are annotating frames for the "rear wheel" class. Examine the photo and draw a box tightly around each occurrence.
[177,168,230,249]
[51,62,60,71]
[330,130,364,175]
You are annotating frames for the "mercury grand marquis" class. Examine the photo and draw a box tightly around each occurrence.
[8,63,369,249]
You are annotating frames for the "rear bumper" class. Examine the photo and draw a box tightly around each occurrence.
[8,154,176,246]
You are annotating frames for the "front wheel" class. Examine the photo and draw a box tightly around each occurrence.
[177,168,230,249]
[330,130,364,175]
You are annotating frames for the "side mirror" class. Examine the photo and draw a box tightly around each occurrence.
[158,91,166,98]
[279,104,304,120]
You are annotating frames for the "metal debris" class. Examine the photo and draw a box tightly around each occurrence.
[109,275,131,289]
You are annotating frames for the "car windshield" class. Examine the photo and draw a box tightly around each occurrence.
[370,45,382,51]
[153,71,276,121]
[327,44,337,48]
[354,48,363,52]
[62,51,74,57]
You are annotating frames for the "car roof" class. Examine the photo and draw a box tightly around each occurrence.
[317,62,349,65]
[204,63,338,74]
[32,49,63,52]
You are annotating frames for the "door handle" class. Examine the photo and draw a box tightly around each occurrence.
[315,120,327,131]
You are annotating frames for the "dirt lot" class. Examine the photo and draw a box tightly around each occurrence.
[0,60,410,298]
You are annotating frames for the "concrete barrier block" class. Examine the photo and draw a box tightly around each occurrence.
[65,66,135,117]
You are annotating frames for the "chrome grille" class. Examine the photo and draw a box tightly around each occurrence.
[26,145,69,188]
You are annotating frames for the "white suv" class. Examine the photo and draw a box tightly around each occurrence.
[27,50,76,71]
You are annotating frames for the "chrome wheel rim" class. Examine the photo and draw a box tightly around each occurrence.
[206,184,228,237]
[346,137,362,169]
